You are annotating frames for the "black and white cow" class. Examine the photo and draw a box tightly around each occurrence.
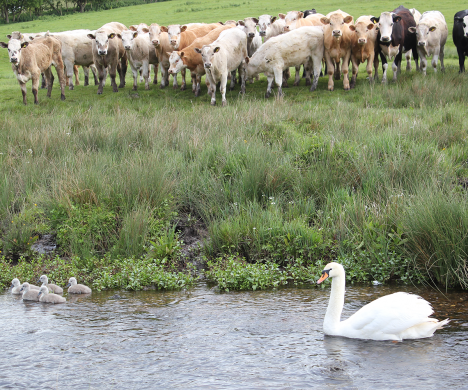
[371,6,418,83]
[453,10,468,72]
[303,9,317,18]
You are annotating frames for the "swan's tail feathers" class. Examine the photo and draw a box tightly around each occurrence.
[437,318,450,329]
[401,318,450,340]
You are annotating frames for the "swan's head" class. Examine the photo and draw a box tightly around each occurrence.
[66,277,77,288]
[38,275,48,285]
[37,286,49,298]
[317,262,345,284]
[20,282,30,292]
[11,278,20,288]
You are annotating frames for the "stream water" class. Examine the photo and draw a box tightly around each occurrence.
[2,282,468,389]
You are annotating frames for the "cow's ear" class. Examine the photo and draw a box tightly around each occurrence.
[320,17,330,25]
[349,25,356,32]
[6,34,11,39]
[370,16,379,24]
[180,51,184,58]
[278,13,286,19]
[142,27,149,33]
[393,16,402,23]
[133,32,138,38]
[344,16,353,24]
[429,26,436,32]
[238,20,245,26]
[271,16,277,23]
[166,51,172,57]
[408,26,416,33]
[367,23,374,30]
[218,21,224,25]
[181,25,188,32]
[253,17,259,24]
[194,47,202,53]
[21,41,29,49]
[87,34,96,40]
[108,33,116,39]
[129,25,137,31]
[0,42,8,48]
[213,46,220,53]
[298,12,304,19]
[29,36,34,40]
[160,26,168,32]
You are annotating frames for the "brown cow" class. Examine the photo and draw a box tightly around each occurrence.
[87,22,128,94]
[349,15,379,88]
[168,24,236,96]
[321,10,354,91]
[0,34,66,104]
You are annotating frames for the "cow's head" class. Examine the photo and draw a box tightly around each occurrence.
[258,14,277,36]
[195,45,220,69]
[147,23,162,47]
[373,12,401,43]
[117,30,138,51]
[0,38,28,65]
[454,14,468,37]
[168,51,187,75]
[129,23,149,34]
[408,23,437,48]
[166,24,188,49]
[321,14,353,38]
[238,17,259,40]
[349,22,375,45]
[283,11,304,32]
[88,30,116,56]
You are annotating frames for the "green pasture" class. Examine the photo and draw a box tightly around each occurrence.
[1,0,468,291]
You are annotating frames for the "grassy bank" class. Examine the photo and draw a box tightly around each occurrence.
[1,0,467,291]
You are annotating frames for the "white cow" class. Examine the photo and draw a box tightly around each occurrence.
[118,29,158,90]
[405,8,422,70]
[237,17,262,56]
[265,18,286,42]
[243,26,324,97]
[194,28,247,106]
[408,11,448,74]
[258,15,277,38]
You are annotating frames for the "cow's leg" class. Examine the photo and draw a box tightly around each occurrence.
[373,52,379,81]
[195,74,202,97]
[240,63,246,94]
[83,66,90,86]
[109,60,119,92]
[44,67,53,98]
[265,73,274,98]
[431,50,439,74]
[119,54,127,88]
[152,64,158,84]
[273,67,283,97]
[139,68,144,83]
[282,68,290,88]
[64,58,75,90]
[53,56,67,101]
[191,72,197,93]
[457,47,465,73]
[208,75,217,106]
[324,52,334,91]
[96,63,105,94]
[310,53,321,92]
[74,65,80,85]
[220,73,229,107]
[229,70,236,91]
[350,56,359,89]
[19,81,27,105]
[382,63,389,83]
[180,69,187,91]
[160,64,168,88]
[91,64,99,85]
[412,46,419,72]
[342,54,351,90]
[294,65,301,86]
[334,59,341,80]
[366,55,374,83]
[130,63,139,90]
[304,60,312,86]
[439,45,445,73]
[392,51,403,82]
[142,61,150,90]
[172,72,178,89]
[405,50,412,71]
[41,73,46,89]
[32,71,41,104]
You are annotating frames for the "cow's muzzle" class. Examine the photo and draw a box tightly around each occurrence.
[332,30,342,37]
[98,50,107,56]
[10,58,18,63]
[204,63,212,68]
[418,41,426,46]
[381,36,391,42]
[358,38,366,45]
[125,45,131,50]
[248,32,255,38]
[152,40,160,46]
[259,31,266,36]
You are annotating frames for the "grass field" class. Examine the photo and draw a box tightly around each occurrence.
[1,0,468,291]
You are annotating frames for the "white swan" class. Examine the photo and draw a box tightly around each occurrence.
[38,286,66,304]
[66,277,92,294]
[10,279,39,294]
[20,282,40,301]
[38,275,63,294]
[317,262,449,341]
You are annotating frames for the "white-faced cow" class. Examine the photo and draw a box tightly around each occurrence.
[0,35,66,104]
[453,10,468,72]
[194,28,247,106]
[408,11,447,75]
[371,6,418,83]
[237,17,262,57]
[243,26,324,97]
[146,23,176,89]
[349,15,379,88]
[87,22,128,94]
[258,15,277,38]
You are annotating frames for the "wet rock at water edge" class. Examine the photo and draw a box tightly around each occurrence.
[31,234,57,254]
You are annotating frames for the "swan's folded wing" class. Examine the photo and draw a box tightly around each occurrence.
[341,292,435,337]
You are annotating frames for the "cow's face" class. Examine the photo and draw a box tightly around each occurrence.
[283,11,304,32]
[118,30,138,51]
[321,14,353,38]
[168,51,186,74]
[238,17,259,40]
[376,12,401,43]
[167,24,187,49]
[258,15,276,36]
[0,38,28,65]
[349,22,374,45]
[148,24,162,47]
[89,31,116,56]
[195,45,220,69]
[464,16,468,37]
[408,24,436,48]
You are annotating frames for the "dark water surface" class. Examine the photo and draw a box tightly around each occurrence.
[1,283,468,389]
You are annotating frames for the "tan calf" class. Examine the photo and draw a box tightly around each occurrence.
[321,10,354,91]
[0,34,66,104]
[349,15,379,88]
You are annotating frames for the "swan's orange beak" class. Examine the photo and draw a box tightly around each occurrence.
[317,271,329,284]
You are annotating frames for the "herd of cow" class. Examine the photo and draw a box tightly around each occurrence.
[1,6,468,105]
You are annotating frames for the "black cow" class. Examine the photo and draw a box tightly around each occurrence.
[371,5,418,82]
[453,10,468,72]
[303,9,317,18]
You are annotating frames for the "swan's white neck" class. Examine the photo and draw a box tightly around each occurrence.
[323,273,345,335]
